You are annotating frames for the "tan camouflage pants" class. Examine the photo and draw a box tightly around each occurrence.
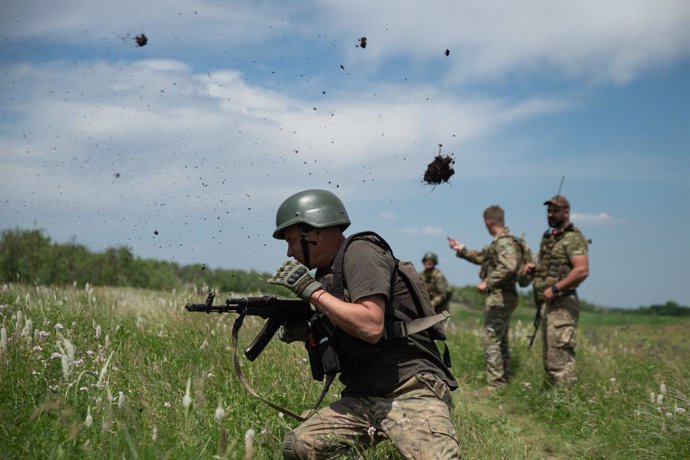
[541,294,579,385]
[282,373,460,459]
[483,301,517,386]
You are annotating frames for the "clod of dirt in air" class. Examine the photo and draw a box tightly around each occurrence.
[445,49,450,56]
[135,34,148,47]
[358,37,367,49]
[114,172,120,178]
[154,230,159,235]
[423,145,455,185]
[340,65,345,70]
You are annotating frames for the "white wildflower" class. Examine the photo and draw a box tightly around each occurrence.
[54,323,64,330]
[61,353,71,381]
[675,405,686,414]
[207,372,215,378]
[659,382,667,394]
[609,377,616,384]
[97,351,114,386]
[86,350,94,356]
[244,428,256,459]
[215,400,226,422]
[60,336,75,363]
[104,334,110,349]
[152,425,158,442]
[650,392,656,404]
[79,387,89,392]
[74,358,84,367]
[164,401,171,408]
[95,325,101,340]
[85,406,93,428]
[665,411,673,418]
[38,330,49,340]
[182,377,192,409]
[22,319,33,338]
[1,326,7,353]
[50,351,62,359]
[118,391,125,408]
[656,393,664,406]
[32,345,43,352]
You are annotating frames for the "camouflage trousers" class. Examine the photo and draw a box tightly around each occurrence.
[483,301,518,386]
[541,294,579,385]
[282,372,460,459]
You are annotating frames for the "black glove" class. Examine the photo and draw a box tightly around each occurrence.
[268,260,323,301]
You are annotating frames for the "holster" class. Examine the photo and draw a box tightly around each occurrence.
[305,315,340,381]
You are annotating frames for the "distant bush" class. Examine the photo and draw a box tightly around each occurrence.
[631,300,690,316]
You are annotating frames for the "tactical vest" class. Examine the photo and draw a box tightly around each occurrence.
[317,232,451,373]
[480,233,520,286]
[535,224,586,291]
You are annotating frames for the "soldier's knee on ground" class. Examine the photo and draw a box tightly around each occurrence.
[282,431,301,460]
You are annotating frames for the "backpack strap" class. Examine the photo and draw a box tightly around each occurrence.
[333,231,449,342]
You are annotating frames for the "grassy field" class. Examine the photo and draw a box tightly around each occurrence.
[1,283,688,459]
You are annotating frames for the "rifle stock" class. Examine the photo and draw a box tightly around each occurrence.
[185,293,312,360]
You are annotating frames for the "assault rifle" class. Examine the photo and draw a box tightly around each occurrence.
[185,293,313,361]
[528,301,545,350]
[185,292,339,421]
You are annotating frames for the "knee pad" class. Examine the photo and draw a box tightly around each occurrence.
[282,431,300,460]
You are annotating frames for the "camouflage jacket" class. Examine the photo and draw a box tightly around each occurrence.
[419,267,451,313]
[456,228,520,306]
[533,224,588,294]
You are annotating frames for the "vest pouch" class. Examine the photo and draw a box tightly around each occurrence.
[318,333,340,375]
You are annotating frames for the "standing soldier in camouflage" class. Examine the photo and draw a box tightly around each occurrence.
[523,195,589,386]
[420,252,453,320]
[447,205,524,390]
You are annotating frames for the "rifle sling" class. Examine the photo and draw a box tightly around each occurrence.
[231,312,335,422]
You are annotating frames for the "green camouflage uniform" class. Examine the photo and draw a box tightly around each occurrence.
[456,228,520,386]
[533,225,588,385]
[420,267,452,314]
[284,239,460,459]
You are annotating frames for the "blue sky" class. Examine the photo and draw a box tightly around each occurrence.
[1,0,688,308]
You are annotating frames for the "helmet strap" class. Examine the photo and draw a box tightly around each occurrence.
[298,226,318,269]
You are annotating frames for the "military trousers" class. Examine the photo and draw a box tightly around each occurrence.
[282,372,460,460]
[541,294,579,385]
[483,300,518,387]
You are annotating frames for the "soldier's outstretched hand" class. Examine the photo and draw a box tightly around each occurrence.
[447,236,464,252]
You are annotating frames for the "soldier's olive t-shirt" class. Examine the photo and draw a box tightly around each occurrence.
[332,238,457,396]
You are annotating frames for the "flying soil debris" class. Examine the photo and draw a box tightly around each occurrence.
[423,146,455,185]
[135,34,148,47]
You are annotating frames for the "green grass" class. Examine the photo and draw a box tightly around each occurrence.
[1,284,688,459]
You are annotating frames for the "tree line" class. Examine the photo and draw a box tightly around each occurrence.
[0,228,286,296]
[1,228,687,315]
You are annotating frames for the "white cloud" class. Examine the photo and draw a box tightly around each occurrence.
[571,212,625,227]
[402,226,445,237]
[320,0,689,84]
[379,212,397,220]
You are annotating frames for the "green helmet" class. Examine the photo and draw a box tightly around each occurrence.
[422,251,438,264]
[273,189,351,239]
